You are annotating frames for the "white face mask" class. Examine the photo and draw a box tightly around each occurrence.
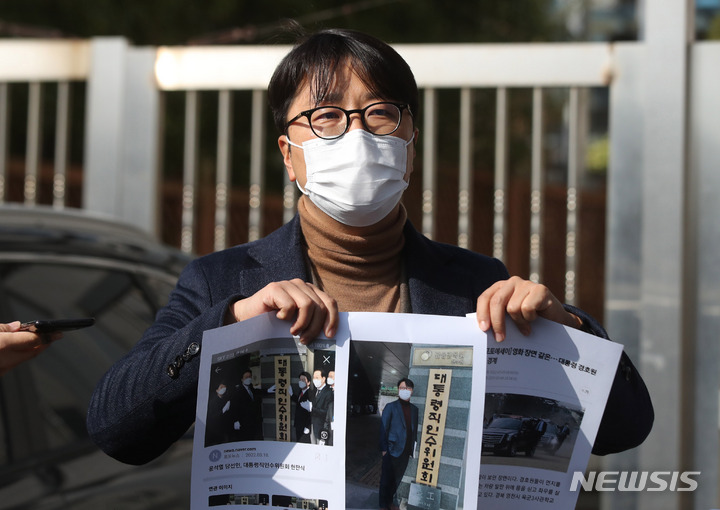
[298,380,307,389]
[313,378,323,389]
[217,387,227,396]
[243,377,253,387]
[327,377,335,386]
[398,389,412,401]
[289,129,412,227]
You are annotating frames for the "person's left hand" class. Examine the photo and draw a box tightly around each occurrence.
[0,321,61,376]
[476,276,582,342]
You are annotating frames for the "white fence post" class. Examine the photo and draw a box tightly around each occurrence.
[689,41,720,510]
[604,1,699,510]
[603,42,646,510]
[122,46,162,237]
[83,38,127,220]
[83,37,161,236]
[637,2,693,510]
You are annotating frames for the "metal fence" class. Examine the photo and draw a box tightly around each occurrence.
[0,2,719,508]
[0,40,612,306]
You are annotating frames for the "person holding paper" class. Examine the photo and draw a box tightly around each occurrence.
[378,378,419,510]
[87,28,653,466]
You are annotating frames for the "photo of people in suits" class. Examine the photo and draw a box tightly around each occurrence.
[205,356,263,447]
[204,343,337,447]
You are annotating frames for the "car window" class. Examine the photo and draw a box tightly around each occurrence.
[488,418,522,430]
[0,260,177,465]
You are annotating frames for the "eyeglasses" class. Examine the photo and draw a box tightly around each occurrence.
[285,101,411,140]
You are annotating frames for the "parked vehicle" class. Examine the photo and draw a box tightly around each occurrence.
[0,205,194,509]
[481,416,542,457]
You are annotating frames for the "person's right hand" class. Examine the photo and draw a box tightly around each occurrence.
[227,279,338,345]
[0,321,60,376]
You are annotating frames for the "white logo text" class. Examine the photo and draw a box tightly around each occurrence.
[570,471,700,492]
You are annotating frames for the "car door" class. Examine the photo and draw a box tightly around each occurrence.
[0,257,192,509]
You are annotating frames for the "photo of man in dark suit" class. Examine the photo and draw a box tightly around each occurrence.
[310,369,333,445]
[232,368,264,441]
[378,377,419,510]
[205,381,237,446]
[324,370,336,446]
[292,371,313,443]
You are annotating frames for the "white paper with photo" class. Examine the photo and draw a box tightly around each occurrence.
[474,316,623,510]
[191,312,350,509]
[346,312,487,510]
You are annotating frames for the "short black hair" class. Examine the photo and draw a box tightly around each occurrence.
[298,371,311,381]
[268,28,419,134]
[398,377,414,389]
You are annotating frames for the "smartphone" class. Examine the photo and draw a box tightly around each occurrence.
[19,318,96,334]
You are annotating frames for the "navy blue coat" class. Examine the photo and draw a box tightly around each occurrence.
[86,215,652,465]
[379,399,419,458]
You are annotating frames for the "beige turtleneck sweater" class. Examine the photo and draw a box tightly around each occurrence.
[298,195,410,313]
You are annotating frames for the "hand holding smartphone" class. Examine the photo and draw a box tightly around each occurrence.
[19,318,95,334]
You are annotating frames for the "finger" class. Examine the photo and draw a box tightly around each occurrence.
[506,285,534,336]
[282,280,328,342]
[488,285,513,342]
[476,281,505,332]
[232,280,328,335]
[0,344,49,375]
[523,285,554,324]
[0,321,21,333]
[233,280,336,344]
[298,308,326,345]
[315,290,339,338]
[231,282,297,323]
[0,331,45,351]
[477,279,518,343]
[532,287,567,322]
[267,285,300,322]
[291,282,338,343]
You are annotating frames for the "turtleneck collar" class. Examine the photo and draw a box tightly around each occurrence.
[298,195,408,312]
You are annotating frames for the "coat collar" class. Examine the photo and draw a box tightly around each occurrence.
[241,214,475,316]
[234,216,307,297]
[402,220,475,316]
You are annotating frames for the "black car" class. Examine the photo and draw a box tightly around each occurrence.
[0,205,194,509]
[481,416,542,457]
